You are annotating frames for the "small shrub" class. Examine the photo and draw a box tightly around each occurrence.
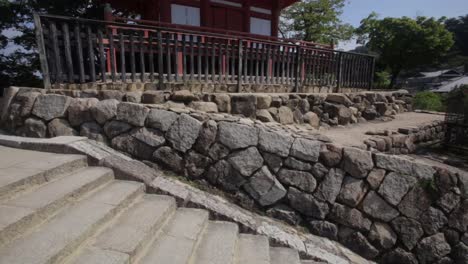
[413,91,444,112]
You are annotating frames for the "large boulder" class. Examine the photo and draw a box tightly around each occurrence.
[227,147,264,177]
[326,94,353,106]
[146,109,179,132]
[309,220,338,240]
[32,94,71,121]
[289,138,321,162]
[342,147,373,178]
[68,98,99,127]
[287,187,329,219]
[244,166,286,206]
[277,169,317,193]
[213,94,231,113]
[381,248,418,264]
[330,203,372,232]
[391,216,424,250]
[18,118,47,138]
[48,119,78,137]
[256,95,272,109]
[193,120,217,155]
[258,129,294,157]
[152,146,184,173]
[342,232,379,259]
[398,185,433,219]
[91,99,119,125]
[362,191,400,222]
[277,106,294,124]
[366,169,386,190]
[141,91,166,104]
[80,122,107,143]
[415,233,451,264]
[267,204,302,225]
[166,114,202,153]
[116,102,149,127]
[378,172,418,206]
[170,90,198,103]
[231,94,257,118]
[218,121,258,150]
[13,91,41,117]
[368,222,397,249]
[420,207,448,235]
[185,151,212,179]
[131,127,166,148]
[103,120,133,139]
[206,160,245,193]
[189,102,218,113]
[314,168,345,204]
[337,177,368,207]
[303,112,320,128]
[319,144,343,167]
[112,133,155,160]
[284,157,312,171]
[256,109,275,122]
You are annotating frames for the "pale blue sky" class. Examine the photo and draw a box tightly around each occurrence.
[338,0,468,50]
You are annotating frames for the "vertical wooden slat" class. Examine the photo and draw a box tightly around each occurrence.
[243,42,248,83]
[255,43,259,84]
[197,36,202,82]
[50,21,62,83]
[130,34,136,82]
[218,43,223,83]
[225,42,229,82]
[166,33,172,82]
[74,24,85,83]
[139,34,146,82]
[204,40,209,82]
[231,41,236,83]
[190,35,194,81]
[182,34,187,82]
[266,45,271,84]
[174,34,179,82]
[97,29,106,82]
[211,41,216,82]
[86,26,96,82]
[33,14,51,88]
[237,39,243,92]
[109,31,116,82]
[157,31,164,84]
[149,34,155,82]
[119,32,126,83]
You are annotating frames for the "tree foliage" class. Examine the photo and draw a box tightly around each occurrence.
[280,0,354,44]
[445,15,468,56]
[356,13,454,87]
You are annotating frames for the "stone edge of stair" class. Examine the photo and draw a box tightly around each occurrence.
[0,134,375,264]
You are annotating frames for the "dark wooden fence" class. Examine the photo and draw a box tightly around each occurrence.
[34,14,375,92]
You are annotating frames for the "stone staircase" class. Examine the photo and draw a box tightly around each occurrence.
[0,146,312,264]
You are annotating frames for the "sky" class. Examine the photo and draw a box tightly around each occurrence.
[337,0,468,50]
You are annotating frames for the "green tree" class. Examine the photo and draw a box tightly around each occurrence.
[445,15,468,56]
[356,13,454,88]
[280,0,354,45]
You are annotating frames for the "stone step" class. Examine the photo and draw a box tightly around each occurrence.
[0,150,87,201]
[235,234,270,264]
[269,247,301,264]
[88,194,176,262]
[0,180,144,264]
[140,208,209,264]
[301,260,327,264]
[192,221,239,264]
[0,167,113,246]
[68,248,129,264]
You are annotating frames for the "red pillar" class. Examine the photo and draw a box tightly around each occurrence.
[201,0,212,28]
[271,1,281,37]
[243,0,251,33]
[160,0,171,23]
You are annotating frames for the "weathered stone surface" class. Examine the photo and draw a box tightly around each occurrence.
[124,91,142,103]
[208,142,230,161]
[256,95,272,109]
[170,90,197,103]
[290,137,321,162]
[152,146,184,173]
[330,203,372,232]
[309,220,338,241]
[91,99,119,125]
[374,152,436,180]
[80,122,107,143]
[146,109,178,132]
[266,204,302,225]
[32,94,71,121]
[231,94,257,118]
[381,248,418,264]
[342,147,373,178]
[68,98,99,126]
[18,118,47,138]
[368,222,397,249]
[228,147,264,177]
[337,177,368,207]
[262,152,283,173]
[303,112,320,128]
[366,169,386,190]
[48,119,78,137]
[131,127,166,148]
[112,133,154,160]
[326,94,353,106]
[166,114,202,153]
[189,101,218,113]
[284,157,312,171]
[398,185,433,219]
[287,187,329,219]
[244,166,286,206]
[141,91,166,104]
[443,228,461,246]
[437,192,461,214]
[362,191,400,222]
[277,106,294,124]
[293,109,304,124]
[258,129,294,157]
[116,102,149,127]
[452,242,468,264]
[218,121,258,150]
[420,207,448,235]
[310,163,328,180]
[213,94,231,113]
[206,160,245,193]
[315,168,345,203]
[392,216,424,250]
[103,120,133,139]
[342,232,379,259]
[277,169,317,193]
[101,90,124,101]
[14,91,41,117]
[378,172,418,206]
[319,144,342,167]
[256,109,275,122]
[416,233,451,264]
[448,199,468,232]
[193,120,217,154]
[184,151,212,179]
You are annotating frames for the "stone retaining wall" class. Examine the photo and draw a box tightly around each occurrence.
[364,120,446,154]
[27,88,412,128]
[1,87,467,263]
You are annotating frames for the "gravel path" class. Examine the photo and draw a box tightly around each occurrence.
[319,112,444,148]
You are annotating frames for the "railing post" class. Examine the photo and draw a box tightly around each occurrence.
[369,56,376,91]
[336,52,343,93]
[33,14,51,89]
[294,45,302,93]
[237,39,243,92]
